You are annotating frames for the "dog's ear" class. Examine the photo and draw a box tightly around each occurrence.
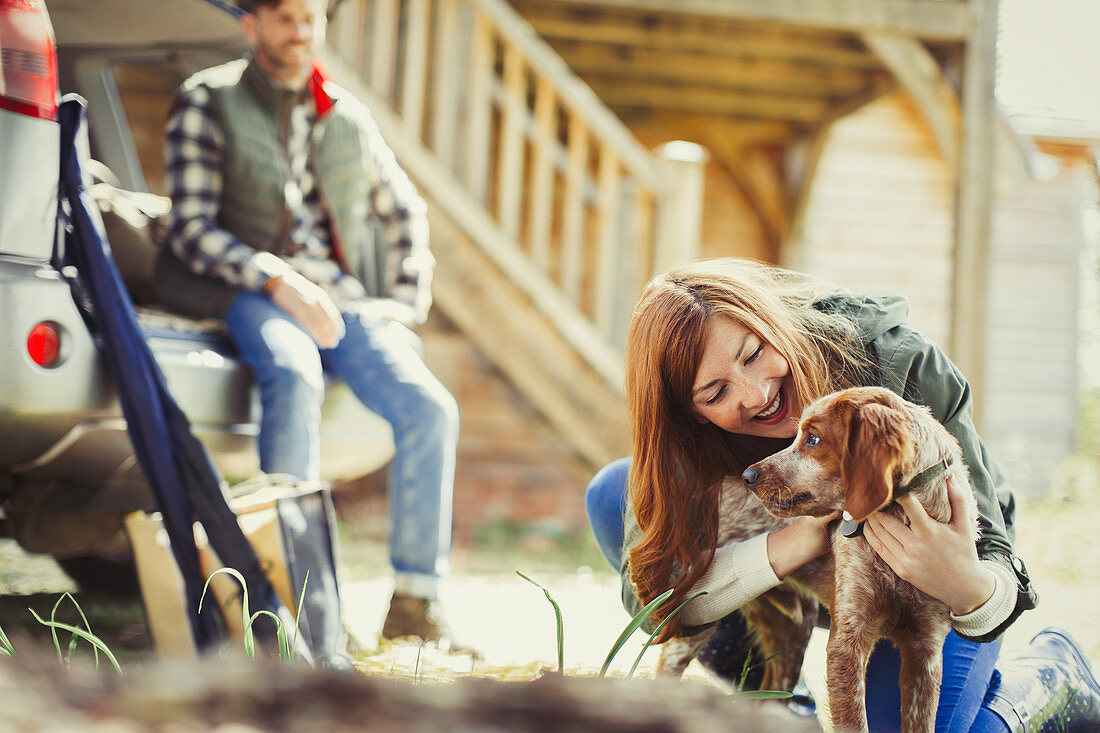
[841,402,912,522]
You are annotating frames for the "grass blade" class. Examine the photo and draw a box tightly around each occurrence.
[599,588,673,677]
[0,621,15,657]
[48,593,99,668]
[247,610,290,661]
[733,690,794,700]
[516,572,565,674]
[289,570,309,663]
[29,610,122,675]
[626,591,707,679]
[200,567,254,658]
[731,649,792,699]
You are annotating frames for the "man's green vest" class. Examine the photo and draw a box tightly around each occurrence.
[153,56,384,319]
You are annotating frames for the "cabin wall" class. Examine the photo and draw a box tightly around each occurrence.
[797,93,955,346]
[796,92,1091,495]
[983,142,1092,493]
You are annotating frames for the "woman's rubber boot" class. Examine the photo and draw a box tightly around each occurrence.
[981,628,1100,732]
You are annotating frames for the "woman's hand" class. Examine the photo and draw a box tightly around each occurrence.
[767,510,840,580]
[863,476,995,615]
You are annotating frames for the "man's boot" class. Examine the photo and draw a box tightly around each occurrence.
[380,591,479,657]
[380,591,446,643]
[982,628,1100,732]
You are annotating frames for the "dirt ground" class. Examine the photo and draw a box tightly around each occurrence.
[1,473,1098,722]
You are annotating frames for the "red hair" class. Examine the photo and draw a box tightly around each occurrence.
[624,259,869,640]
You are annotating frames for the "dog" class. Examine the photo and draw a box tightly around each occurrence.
[742,386,979,733]
[654,474,828,695]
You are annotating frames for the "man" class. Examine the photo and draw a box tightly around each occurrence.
[159,0,459,647]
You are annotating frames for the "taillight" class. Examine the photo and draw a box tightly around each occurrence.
[27,321,61,367]
[0,0,58,121]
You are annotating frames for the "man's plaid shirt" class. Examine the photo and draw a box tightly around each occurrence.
[164,78,432,319]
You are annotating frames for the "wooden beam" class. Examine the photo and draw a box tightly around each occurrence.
[860,32,960,172]
[554,40,872,97]
[517,10,883,69]
[950,0,998,427]
[620,110,806,148]
[586,77,833,123]
[525,0,970,41]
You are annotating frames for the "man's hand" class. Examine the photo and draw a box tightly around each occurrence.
[267,271,345,349]
[863,476,995,615]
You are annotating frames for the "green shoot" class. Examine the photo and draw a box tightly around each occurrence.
[599,588,673,677]
[626,591,707,679]
[516,571,565,674]
[289,569,309,662]
[29,609,122,675]
[201,567,296,661]
[246,610,292,661]
[736,653,753,692]
[730,650,793,700]
[200,567,261,659]
[46,593,100,668]
[0,620,15,657]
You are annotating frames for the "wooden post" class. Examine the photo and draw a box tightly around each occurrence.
[951,0,997,429]
[463,9,493,204]
[560,114,589,301]
[400,0,430,139]
[369,0,397,102]
[528,76,558,272]
[497,41,527,241]
[594,147,621,336]
[653,141,708,277]
[431,0,460,170]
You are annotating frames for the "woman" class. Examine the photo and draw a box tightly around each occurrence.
[587,258,1100,731]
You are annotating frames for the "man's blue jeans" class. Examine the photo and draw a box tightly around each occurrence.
[226,292,458,597]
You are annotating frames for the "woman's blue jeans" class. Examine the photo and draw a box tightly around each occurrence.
[226,292,459,596]
[586,457,1010,732]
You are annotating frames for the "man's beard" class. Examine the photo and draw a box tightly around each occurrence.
[258,41,312,81]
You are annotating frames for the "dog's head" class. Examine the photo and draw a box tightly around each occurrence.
[743,387,918,522]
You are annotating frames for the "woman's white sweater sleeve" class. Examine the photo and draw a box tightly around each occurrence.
[949,559,1017,638]
[678,533,781,626]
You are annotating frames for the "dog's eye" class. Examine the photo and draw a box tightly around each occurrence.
[805,433,820,447]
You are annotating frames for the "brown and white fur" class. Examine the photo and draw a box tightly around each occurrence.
[655,477,830,694]
[745,386,979,733]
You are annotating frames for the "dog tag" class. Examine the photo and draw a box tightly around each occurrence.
[840,511,863,538]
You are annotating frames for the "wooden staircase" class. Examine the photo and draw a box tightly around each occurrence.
[324,0,707,469]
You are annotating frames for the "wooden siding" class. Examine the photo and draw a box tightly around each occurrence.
[983,145,1089,494]
[797,92,955,346]
[795,92,1091,495]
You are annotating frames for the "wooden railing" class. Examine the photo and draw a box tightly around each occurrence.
[325,0,706,390]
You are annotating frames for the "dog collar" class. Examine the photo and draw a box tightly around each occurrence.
[840,457,952,538]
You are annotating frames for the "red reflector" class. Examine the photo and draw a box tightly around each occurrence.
[0,0,59,121]
[27,321,60,367]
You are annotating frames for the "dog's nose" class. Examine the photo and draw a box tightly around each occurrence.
[742,466,759,487]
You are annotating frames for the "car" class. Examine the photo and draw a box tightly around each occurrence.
[0,0,394,588]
